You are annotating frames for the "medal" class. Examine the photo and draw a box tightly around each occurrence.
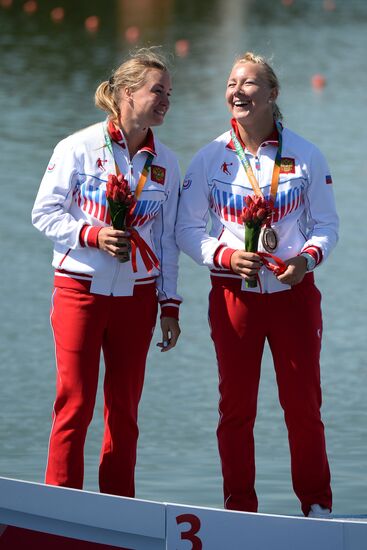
[261,226,278,252]
[231,123,283,256]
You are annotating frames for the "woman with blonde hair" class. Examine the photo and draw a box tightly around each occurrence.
[32,47,181,496]
[176,52,338,517]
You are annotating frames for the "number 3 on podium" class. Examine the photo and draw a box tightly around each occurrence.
[176,513,203,549]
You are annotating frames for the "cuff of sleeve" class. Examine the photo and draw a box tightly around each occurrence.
[213,244,236,270]
[300,245,323,267]
[79,225,102,248]
[160,300,181,320]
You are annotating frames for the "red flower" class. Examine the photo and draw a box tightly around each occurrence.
[241,208,252,223]
[106,174,135,207]
[106,174,136,231]
[244,195,253,207]
[256,207,266,221]
[240,194,275,288]
[240,195,273,226]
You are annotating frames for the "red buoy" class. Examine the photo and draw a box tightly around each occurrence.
[0,0,13,8]
[323,0,336,11]
[85,15,100,33]
[175,39,190,58]
[50,7,65,23]
[125,26,140,44]
[311,74,326,90]
[23,0,38,14]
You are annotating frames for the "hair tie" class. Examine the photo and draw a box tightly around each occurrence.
[108,76,114,91]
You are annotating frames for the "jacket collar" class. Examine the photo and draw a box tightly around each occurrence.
[107,118,156,156]
[226,118,279,151]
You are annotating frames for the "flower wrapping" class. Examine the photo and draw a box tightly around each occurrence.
[106,174,136,262]
[241,194,274,288]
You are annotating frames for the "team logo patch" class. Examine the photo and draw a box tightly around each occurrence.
[221,161,233,175]
[151,165,166,185]
[47,163,56,172]
[280,157,295,174]
[182,177,192,190]
[325,175,333,184]
[96,158,108,171]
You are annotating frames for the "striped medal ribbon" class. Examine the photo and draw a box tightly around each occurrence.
[230,121,283,252]
[230,120,283,203]
[104,120,154,200]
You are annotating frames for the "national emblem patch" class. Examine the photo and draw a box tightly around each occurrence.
[151,165,166,185]
[280,157,295,174]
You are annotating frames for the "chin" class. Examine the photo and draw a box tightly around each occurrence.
[152,117,165,127]
[234,112,252,125]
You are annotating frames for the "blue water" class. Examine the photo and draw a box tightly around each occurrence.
[0,0,366,516]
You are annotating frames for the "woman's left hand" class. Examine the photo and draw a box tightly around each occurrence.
[276,255,307,286]
[157,317,181,352]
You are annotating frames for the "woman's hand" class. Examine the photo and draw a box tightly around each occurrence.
[277,255,307,286]
[157,317,181,353]
[97,226,131,260]
[230,250,263,282]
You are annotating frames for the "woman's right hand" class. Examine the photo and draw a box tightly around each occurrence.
[97,226,131,260]
[230,250,263,282]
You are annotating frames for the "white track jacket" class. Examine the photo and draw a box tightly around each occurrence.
[32,120,182,311]
[176,122,339,293]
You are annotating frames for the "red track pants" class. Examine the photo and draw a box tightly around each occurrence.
[209,274,332,516]
[46,283,158,497]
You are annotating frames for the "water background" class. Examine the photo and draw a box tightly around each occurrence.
[0,0,366,516]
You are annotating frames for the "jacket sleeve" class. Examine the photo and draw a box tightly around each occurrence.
[301,146,339,267]
[175,151,225,268]
[152,157,182,318]
[31,138,87,249]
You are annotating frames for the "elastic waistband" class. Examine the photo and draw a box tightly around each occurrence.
[210,271,315,291]
[54,271,156,293]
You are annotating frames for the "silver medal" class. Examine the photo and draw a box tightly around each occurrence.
[262,227,278,252]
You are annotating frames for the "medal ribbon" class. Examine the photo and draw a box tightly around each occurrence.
[230,121,283,204]
[230,122,288,278]
[253,251,287,293]
[129,228,160,273]
[104,120,155,200]
[257,252,286,275]
[104,120,159,271]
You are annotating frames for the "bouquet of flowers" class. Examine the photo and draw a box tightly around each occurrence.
[240,194,274,287]
[106,174,136,262]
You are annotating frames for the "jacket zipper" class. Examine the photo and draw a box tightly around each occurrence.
[253,153,267,293]
[255,155,261,172]
[110,261,120,296]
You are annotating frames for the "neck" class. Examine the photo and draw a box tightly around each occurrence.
[118,117,148,157]
[237,117,275,155]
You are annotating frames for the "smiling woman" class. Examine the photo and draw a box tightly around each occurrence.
[95,51,172,157]
[115,69,172,154]
[31,46,182,498]
[225,52,282,155]
[175,51,339,519]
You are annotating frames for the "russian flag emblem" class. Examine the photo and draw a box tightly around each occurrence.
[325,175,333,184]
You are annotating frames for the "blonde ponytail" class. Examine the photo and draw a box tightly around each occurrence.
[94,80,120,121]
